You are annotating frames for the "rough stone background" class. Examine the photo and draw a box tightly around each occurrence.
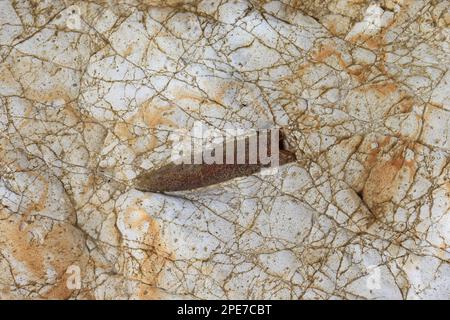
[0,0,449,299]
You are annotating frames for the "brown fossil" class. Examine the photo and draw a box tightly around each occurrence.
[134,130,297,192]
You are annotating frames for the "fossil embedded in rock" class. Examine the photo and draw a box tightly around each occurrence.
[134,130,296,192]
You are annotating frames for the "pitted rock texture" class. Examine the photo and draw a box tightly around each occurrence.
[0,0,449,299]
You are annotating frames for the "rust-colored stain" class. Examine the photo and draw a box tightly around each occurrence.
[134,131,297,192]
[397,97,415,113]
[347,65,372,83]
[121,201,174,298]
[112,98,176,151]
[355,81,398,98]
[0,217,87,299]
[363,145,417,215]
[312,44,348,69]
[122,44,134,58]
[21,173,49,219]
[366,136,391,167]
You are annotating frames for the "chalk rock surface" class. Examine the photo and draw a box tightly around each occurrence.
[0,0,449,299]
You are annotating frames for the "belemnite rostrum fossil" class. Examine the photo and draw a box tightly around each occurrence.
[134,129,297,193]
